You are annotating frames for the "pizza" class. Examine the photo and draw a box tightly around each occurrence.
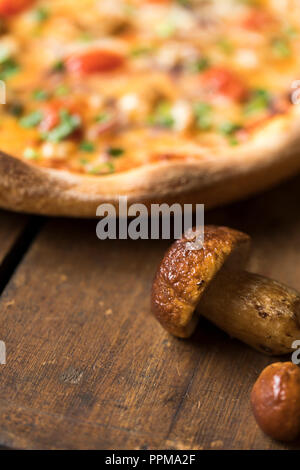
[0,0,300,216]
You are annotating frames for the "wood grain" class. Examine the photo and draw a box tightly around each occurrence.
[0,174,300,449]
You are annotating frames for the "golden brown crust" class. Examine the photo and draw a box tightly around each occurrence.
[151,225,250,337]
[251,362,300,442]
[1,110,300,217]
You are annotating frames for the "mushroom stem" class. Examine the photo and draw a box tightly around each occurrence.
[199,269,300,355]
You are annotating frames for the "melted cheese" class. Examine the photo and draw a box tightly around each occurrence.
[0,0,299,175]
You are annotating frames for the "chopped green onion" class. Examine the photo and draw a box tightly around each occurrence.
[193,102,213,131]
[95,112,111,123]
[219,121,242,146]
[130,46,153,58]
[271,37,291,58]
[219,121,242,135]
[79,157,90,166]
[88,162,115,174]
[33,7,49,23]
[189,57,210,73]
[52,60,65,73]
[217,37,234,55]
[156,21,176,38]
[80,141,95,152]
[23,147,40,160]
[148,102,174,129]
[7,101,24,117]
[78,31,93,42]
[228,136,239,146]
[284,25,299,38]
[176,0,191,6]
[32,89,49,101]
[0,58,20,81]
[244,89,271,115]
[107,147,124,157]
[54,84,70,97]
[42,109,81,142]
[20,110,43,128]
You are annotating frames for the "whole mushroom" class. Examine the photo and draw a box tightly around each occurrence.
[251,362,300,441]
[151,226,300,355]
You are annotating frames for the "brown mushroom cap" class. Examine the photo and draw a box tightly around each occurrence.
[251,362,300,441]
[151,225,250,337]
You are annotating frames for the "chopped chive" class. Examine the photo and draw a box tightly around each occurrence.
[95,112,110,123]
[130,46,153,58]
[42,109,81,142]
[217,37,234,55]
[33,7,49,23]
[284,25,299,38]
[189,57,210,73]
[80,141,95,152]
[176,0,191,6]
[32,89,49,101]
[107,147,124,157]
[20,110,43,128]
[218,121,242,145]
[79,157,90,165]
[52,60,65,73]
[148,101,174,129]
[228,136,239,146]
[244,89,271,115]
[78,31,93,42]
[54,84,70,97]
[219,121,242,136]
[23,147,40,160]
[7,101,24,117]
[193,102,213,131]
[0,58,20,81]
[156,21,176,38]
[271,37,291,58]
[88,162,115,174]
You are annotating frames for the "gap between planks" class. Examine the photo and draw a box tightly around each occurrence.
[0,216,44,295]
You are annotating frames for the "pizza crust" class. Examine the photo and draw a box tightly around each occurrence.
[1,107,300,217]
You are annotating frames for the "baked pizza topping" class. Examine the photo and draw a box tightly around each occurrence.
[0,0,299,175]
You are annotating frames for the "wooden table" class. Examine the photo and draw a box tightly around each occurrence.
[0,174,300,450]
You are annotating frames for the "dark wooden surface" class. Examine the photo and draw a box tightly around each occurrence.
[0,175,300,450]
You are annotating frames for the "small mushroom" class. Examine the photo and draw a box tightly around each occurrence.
[151,226,300,355]
[251,362,300,441]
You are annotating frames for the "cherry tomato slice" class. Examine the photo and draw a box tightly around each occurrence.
[65,50,124,75]
[201,67,248,102]
[242,9,274,31]
[0,0,34,17]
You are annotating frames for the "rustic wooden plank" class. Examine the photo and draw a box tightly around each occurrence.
[0,174,300,449]
[0,224,199,449]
